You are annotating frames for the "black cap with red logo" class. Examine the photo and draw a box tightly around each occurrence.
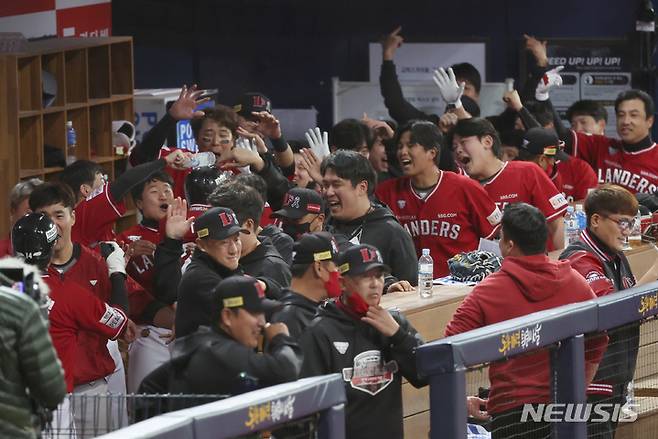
[193,207,249,240]
[271,188,324,220]
[233,92,272,120]
[212,275,280,314]
[338,244,391,276]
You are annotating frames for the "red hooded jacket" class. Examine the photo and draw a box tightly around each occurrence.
[445,254,607,415]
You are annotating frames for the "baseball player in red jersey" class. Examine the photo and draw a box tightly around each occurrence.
[452,118,567,251]
[546,86,658,194]
[60,152,187,249]
[376,121,501,277]
[557,156,598,203]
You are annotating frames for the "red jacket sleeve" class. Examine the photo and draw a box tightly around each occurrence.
[571,158,599,201]
[71,282,127,340]
[444,289,486,337]
[570,130,619,169]
[564,251,615,298]
[527,166,568,223]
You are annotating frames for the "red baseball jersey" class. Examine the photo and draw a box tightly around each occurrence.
[71,182,126,248]
[183,203,210,242]
[557,157,598,202]
[43,273,127,391]
[158,146,191,199]
[482,160,568,223]
[376,171,502,277]
[117,223,161,293]
[570,130,658,194]
[48,243,119,384]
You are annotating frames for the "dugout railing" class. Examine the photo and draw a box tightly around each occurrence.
[417,280,658,439]
[93,374,346,439]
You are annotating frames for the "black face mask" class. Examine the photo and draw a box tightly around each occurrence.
[282,221,312,240]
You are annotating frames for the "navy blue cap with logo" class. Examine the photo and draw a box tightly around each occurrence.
[271,188,324,220]
[193,206,248,240]
[212,275,280,314]
[338,243,391,276]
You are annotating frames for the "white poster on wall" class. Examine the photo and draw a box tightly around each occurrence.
[369,42,486,84]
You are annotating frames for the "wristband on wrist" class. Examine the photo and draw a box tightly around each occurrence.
[271,136,288,153]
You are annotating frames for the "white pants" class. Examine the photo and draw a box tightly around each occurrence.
[44,396,76,438]
[71,380,110,438]
[105,340,128,427]
[127,325,172,393]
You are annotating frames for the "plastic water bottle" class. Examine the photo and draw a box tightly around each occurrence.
[628,211,643,249]
[564,206,579,248]
[185,151,216,168]
[66,121,77,165]
[575,204,587,232]
[418,249,433,299]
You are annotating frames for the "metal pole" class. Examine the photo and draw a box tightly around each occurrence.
[429,369,467,439]
[552,334,587,439]
[317,403,345,439]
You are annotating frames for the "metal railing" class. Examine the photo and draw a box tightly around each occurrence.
[94,374,346,439]
[417,280,658,439]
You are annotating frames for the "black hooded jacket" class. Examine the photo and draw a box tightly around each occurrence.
[326,205,418,285]
[240,236,291,291]
[300,300,426,439]
[270,289,320,339]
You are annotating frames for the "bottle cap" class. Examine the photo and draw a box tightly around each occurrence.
[422,248,430,256]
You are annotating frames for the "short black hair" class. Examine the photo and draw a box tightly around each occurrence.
[451,62,481,94]
[320,150,377,196]
[614,89,655,118]
[452,118,501,158]
[234,173,268,204]
[131,171,174,202]
[290,262,312,278]
[407,120,457,171]
[207,181,264,226]
[566,100,608,123]
[29,182,76,212]
[59,160,103,197]
[501,203,547,255]
[329,119,372,151]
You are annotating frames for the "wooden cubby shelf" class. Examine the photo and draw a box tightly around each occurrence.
[0,37,136,237]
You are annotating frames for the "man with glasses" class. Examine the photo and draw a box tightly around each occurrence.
[560,184,658,438]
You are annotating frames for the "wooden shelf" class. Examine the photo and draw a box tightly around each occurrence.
[0,37,137,236]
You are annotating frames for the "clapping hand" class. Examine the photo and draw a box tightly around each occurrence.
[432,67,464,108]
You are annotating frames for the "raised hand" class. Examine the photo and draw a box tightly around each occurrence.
[381,26,404,61]
[438,112,459,134]
[168,84,211,121]
[362,113,394,139]
[237,126,268,154]
[432,67,465,108]
[305,127,330,160]
[252,111,282,140]
[502,89,523,112]
[523,34,548,68]
[535,66,564,101]
[217,146,264,172]
[298,148,323,184]
[165,197,193,240]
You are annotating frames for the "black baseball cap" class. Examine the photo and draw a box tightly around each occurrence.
[193,207,249,240]
[233,92,272,120]
[520,127,569,161]
[271,188,324,220]
[338,243,391,276]
[292,231,340,265]
[212,275,280,314]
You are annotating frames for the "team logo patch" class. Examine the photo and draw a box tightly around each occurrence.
[99,304,125,329]
[487,208,503,226]
[89,279,98,286]
[342,350,398,396]
[622,276,636,290]
[397,200,406,209]
[127,235,142,242]
[585,271,608,284]
[549,193,568,209]
[333,342,349,354]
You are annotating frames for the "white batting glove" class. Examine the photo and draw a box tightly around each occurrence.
[101,241,126,276]
[305,127,330,159]
[235,137,258,153]
[432,67,465,108]
[535,66,564,101]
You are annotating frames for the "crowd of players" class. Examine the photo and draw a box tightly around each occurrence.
[3,29,658,439]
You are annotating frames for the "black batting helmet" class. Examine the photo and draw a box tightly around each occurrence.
[11,213,59,270]
[185,166,230,205]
